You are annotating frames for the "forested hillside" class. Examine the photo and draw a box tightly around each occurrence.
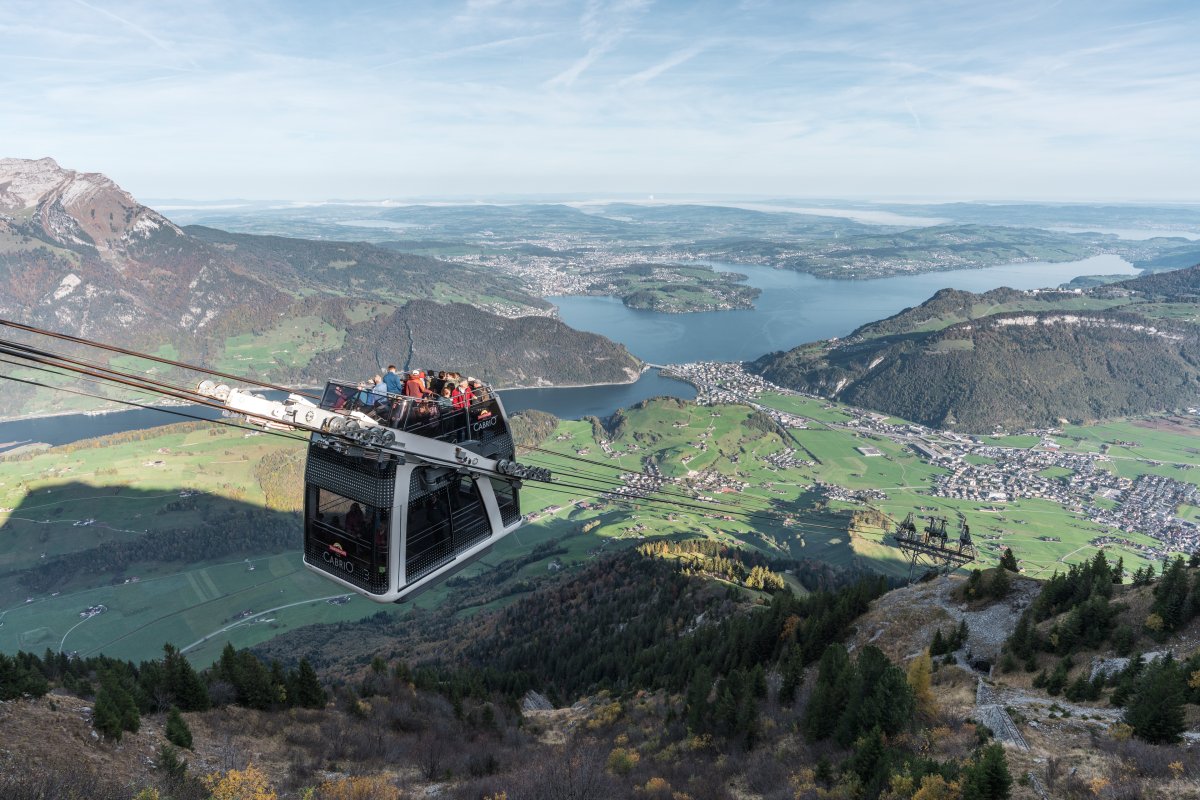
[751,265,1200,431]
[304,299,641,387]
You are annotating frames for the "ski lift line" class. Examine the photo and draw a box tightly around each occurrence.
[0,341,246,419]
[0,354,215,416]
[526,480,889,541]
[0,317,321,400]
[0,354,861,533]
[1,370,901,588]
[519,460,872,533]
[528,473,869,529]
[518,448,907,534]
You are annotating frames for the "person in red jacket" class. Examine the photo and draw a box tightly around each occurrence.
[403,369,428,398]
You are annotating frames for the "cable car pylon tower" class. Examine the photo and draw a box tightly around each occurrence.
[890,512,977,582]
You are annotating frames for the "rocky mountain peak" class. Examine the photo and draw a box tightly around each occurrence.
[0,156,182,260]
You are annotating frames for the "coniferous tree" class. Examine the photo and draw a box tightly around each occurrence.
[289,658,326,709]
[685,665,713,733]
[1124,656,1186,744]
[961,743,1013,800]
[165,706,193,749]
[164,644,210,712]
[1152,556,1191,631]
[93,687,124,741]
[805,644,851,741]
[999,548,1019,572]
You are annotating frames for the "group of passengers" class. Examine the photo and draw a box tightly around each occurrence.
[337,366,495,437]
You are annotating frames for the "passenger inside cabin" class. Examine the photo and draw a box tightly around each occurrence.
[345,503,365,537]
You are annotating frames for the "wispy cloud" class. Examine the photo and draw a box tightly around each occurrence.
[70,0,198,68]
[619,41,707,86]
[545,0,651,88]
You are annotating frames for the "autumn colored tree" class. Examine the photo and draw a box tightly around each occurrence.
[314,775,400,800]
[204,763,277,800]
[907,650,937,718]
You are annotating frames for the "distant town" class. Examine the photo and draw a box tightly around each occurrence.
[659,360,1200,562]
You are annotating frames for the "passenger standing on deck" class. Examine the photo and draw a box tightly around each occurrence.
[404,369,428,398]
[451,381,469,410]
[436,384,457,438]
[384,365,404,395]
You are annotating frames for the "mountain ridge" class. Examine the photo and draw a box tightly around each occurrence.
[749,265,1200,431]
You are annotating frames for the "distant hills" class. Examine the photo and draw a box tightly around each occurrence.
[750,265,1200,431]
[0,158,638,415]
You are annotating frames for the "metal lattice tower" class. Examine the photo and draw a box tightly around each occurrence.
[891,513,977,582]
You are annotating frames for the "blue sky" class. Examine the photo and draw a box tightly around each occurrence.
[2,0,1197,201]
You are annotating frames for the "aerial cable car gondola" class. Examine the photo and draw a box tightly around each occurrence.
[196,377,548,603]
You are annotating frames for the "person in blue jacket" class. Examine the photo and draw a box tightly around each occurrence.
[383,365,404,395]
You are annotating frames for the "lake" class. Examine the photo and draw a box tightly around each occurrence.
[0,253,1137,447]
[550,254,1139,364]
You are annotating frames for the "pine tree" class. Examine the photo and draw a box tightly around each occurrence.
[961,743,1012,800]
[930,629,947,656]
[805,644,851,741]
[164,644,210,712]
[1153,556,1191,631]
[165,706,193,749]
[1124,656,1186,744]
[289,659,326,709]
[93,687,124,741]
[999,548,1019,572]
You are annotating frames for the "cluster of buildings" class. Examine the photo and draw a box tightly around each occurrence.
[816,481,888,503]
[659,362,808,429]
[1087,474,1200,553]
[931,444,1112,504]
[761,448,814,470]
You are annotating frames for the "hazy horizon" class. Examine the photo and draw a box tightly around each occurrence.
[3,0,1198,202]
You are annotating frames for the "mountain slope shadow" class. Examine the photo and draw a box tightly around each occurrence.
[0,479,328,663]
